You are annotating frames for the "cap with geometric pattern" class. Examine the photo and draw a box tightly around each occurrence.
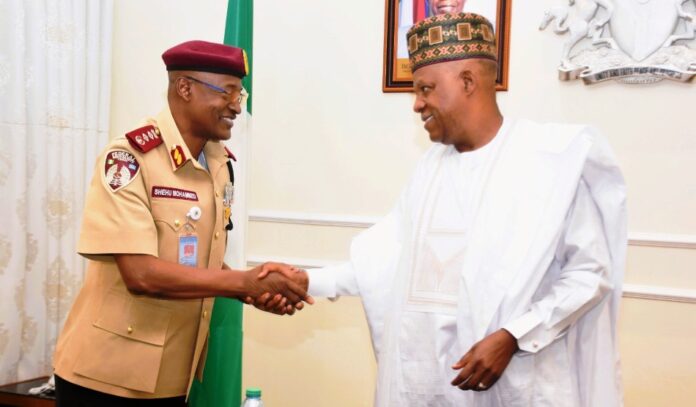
[406,13,497,73]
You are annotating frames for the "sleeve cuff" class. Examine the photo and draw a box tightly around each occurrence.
[503,311,541,339]
[503,311,546,353]
[307,262,359,300]
[307,267,338,299]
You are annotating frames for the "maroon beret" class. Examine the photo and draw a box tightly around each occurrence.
[162,40,248,78]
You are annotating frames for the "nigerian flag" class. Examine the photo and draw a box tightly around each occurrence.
[189,0,252,406]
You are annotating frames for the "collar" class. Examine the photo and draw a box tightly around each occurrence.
[201,137,228,173]
[153,106,228,172]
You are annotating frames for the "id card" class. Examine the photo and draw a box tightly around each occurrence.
[178,235,198,266]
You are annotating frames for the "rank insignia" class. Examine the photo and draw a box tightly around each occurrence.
[170,145,187,168]
[125,125,162,153]
[104,150,140,192]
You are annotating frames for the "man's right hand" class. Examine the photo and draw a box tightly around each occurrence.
[242,262,313,315]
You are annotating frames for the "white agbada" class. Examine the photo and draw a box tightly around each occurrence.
[309,119,626,407]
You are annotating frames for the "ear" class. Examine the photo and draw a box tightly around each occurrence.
[458,68,476,95]
[175,77,193,102]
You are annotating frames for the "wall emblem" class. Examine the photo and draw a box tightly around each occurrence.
[540,0,696,84]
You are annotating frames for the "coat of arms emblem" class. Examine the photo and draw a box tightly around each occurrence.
[540,0,696,84]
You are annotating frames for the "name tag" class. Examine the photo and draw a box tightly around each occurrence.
[152,186,199,201]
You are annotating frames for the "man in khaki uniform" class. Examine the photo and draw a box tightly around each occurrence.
[53,40,312,406]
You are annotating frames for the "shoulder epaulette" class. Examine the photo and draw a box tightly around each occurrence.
[125,125,163,153]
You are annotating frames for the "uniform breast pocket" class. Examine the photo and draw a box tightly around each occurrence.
[73,290,172,393]
[151,200,194,264]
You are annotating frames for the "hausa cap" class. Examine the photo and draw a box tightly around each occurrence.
[407,13,497,73]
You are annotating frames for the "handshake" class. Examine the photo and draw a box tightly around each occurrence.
[238,262,314,316]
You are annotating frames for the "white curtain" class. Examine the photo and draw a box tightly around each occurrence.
[0,0,113,383]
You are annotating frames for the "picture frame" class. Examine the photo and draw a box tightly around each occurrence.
[382,0,512,92]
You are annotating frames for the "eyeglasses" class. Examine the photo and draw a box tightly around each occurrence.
[184,75,248,105]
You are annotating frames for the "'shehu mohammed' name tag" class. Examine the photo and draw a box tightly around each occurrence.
[151,186,198,201]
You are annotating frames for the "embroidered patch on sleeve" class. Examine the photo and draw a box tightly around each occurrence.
[104,150,140,192]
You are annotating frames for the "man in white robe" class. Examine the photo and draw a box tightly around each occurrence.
[259,12,625,407]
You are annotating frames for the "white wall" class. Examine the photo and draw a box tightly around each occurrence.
[111,1,696,406]
[109,0,228,137]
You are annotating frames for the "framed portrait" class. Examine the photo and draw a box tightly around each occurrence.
[382,0,512,92]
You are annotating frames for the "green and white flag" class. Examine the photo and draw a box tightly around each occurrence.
[189,1,252,406]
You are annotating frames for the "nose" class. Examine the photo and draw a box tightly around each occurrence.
[413,95,425,113]
[229,100,242,114]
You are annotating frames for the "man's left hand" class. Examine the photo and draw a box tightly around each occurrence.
[451,328,518,391]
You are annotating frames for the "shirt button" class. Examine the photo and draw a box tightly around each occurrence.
[127,326,133,334]
[203,310,208,318]
[532,341,539,349]
[215,190,220,198]
[214,231,220,239]
[174,219,180,227]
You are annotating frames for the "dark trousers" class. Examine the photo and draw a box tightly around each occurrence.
[55,375,187,407]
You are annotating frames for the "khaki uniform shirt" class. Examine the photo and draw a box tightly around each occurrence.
[53,106,232,398]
